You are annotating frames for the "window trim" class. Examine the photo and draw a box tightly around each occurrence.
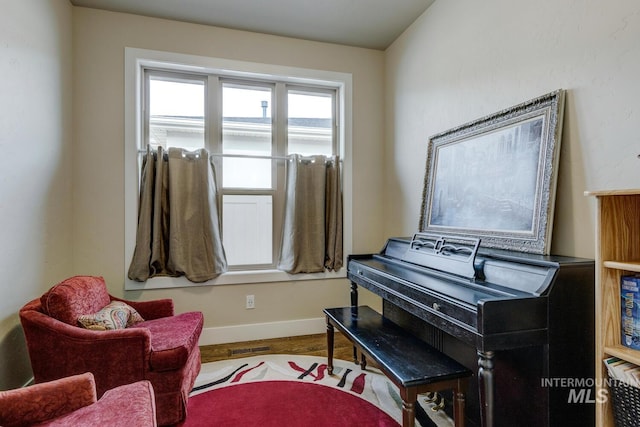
[124,47,352,289]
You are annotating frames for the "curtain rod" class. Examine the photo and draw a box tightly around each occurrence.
[137,149,290,161]
[137,149,339,162]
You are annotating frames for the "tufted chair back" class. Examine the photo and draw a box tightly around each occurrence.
[40,276,111,325]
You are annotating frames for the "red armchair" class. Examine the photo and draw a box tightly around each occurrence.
[19,276,203,426]
[0,372,156,426]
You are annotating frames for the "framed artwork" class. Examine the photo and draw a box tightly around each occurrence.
[419,89,565,255]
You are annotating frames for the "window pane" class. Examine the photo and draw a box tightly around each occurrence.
[288,91,333,156]
[222,84,272,188]
[148,76,205,151]
[222,195,272,265]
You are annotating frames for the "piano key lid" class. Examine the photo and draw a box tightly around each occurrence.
[402,233,483,279]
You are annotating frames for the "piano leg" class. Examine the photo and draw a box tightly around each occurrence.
[350,281,359,364]
[326,320,335,375]
[350,281,358,306]
[477,350,495,427]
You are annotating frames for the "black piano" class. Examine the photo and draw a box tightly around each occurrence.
[347,233,594,427]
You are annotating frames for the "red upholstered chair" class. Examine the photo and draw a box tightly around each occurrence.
[0,372,157,427]
[19,276,203,426]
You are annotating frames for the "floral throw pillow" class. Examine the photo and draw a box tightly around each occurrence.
[77,301,145,331]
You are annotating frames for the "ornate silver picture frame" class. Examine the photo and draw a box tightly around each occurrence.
[419,89,565,255]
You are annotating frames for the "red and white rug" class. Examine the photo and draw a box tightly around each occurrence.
[182,354,454,426]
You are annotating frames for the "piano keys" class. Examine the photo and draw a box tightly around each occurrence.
[347,234,595,427]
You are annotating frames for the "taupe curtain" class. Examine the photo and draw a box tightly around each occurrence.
[128,147,227,283]
[277,154,343,274]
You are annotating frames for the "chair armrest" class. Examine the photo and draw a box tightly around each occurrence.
[22,309,153,346]
[95,380,157,426]
[20,311,152,395]
[111,296,174,320]
[0,372,96,427]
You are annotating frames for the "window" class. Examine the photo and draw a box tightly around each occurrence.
[147,74,206,151]
[220,82,276,267]
[124,48,352,289]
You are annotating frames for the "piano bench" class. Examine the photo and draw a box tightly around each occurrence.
[324,306,471,427]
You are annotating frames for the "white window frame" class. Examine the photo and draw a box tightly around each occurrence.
[124,47,352,290]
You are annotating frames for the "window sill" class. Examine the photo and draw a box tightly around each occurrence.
[124,268,347,290]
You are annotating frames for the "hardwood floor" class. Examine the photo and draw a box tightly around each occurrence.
[200,332,357,364]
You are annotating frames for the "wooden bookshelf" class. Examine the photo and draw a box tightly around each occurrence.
[585,189,640,427]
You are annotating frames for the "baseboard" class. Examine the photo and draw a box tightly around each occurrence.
[199,317,326,346]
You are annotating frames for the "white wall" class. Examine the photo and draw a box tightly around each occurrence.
[0,0,73,389]
[72,8,385,342]
[386,0,640,258]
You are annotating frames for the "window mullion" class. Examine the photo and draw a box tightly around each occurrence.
[332,90,339,156]
[207,76,221,179]
[271,83,288,266]
[142,70,150,151]
[274,83,287,158]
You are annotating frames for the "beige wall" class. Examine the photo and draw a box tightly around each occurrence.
[0,0,74,389]
[72,8,385,340]
[7,0,635,389]
[385,0,640,258]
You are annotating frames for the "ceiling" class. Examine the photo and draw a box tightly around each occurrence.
[70,0,434,50]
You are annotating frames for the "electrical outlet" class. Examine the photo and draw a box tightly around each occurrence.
[246,295,255,309]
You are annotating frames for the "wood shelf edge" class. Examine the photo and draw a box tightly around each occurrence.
[603,261,640,272]
[585,189,640,197]
[604,345,640,366]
